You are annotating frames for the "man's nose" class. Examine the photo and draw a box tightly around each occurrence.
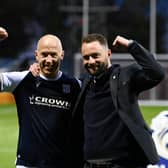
[88,56,95,64]
[46,55,53,62]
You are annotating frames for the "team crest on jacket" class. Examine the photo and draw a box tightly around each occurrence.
[62,84,70,93]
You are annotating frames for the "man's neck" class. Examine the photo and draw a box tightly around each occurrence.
[40,71,62,80]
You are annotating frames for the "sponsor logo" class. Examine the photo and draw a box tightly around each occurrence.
[29,95,71,109]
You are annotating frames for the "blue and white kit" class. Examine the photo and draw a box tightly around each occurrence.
[0,71,81,168]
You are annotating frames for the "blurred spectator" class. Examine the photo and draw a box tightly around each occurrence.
[148,111,168,168]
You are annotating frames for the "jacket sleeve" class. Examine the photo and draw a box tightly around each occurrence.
[0,71,29,92]
[127,41,165,92]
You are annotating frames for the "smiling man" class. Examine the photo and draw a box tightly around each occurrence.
[35,35,64,78]
[73,33,165,168]
[0,28,81,168]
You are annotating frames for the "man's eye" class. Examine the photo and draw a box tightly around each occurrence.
[84,56,89,60]
[51,53,57,57]
[92,53,98,58]
[42,53,47,57]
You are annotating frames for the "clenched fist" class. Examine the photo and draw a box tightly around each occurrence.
[0,27,8,41]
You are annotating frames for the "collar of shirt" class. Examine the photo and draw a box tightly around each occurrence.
[92,66,113,83]
[39,71,62,81]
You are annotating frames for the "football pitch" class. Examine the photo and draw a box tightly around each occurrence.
[0,104,168,168]
[0,104,18,168]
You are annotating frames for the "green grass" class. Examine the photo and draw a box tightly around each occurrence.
[140,105,168,125]
[0,104,168,168]
[0,104,18,168]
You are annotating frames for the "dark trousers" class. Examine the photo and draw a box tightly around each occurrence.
[84,160,147,168]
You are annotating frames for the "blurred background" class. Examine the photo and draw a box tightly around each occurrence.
[1,1,168,167]
[0,0,168,101]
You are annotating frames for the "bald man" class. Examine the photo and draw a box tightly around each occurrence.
[0,31,81,168]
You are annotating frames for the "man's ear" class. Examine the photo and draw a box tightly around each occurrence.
[61,50,64,60]
[35,50,38,61]
[108,49,112,57]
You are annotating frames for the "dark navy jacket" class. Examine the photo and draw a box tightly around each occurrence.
[73,41,165,165]
[13,72,80,167]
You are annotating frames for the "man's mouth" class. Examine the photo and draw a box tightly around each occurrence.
[44,65,55,71]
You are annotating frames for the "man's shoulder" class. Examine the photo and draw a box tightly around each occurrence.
[62,73,77,81]
[120,63,141,73]
[61,73,81,86]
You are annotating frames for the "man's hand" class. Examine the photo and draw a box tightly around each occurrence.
[29,63,40,77]
[112,35,130,48]
[0,27,8,41]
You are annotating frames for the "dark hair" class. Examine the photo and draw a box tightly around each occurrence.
[82,33,108,47]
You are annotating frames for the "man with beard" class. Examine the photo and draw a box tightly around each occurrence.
[0,27,81,168]
[72,34,165,168]
[24,33,165,168]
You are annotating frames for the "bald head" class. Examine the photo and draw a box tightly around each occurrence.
[37,34,63,53]
[35,34,64,78]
